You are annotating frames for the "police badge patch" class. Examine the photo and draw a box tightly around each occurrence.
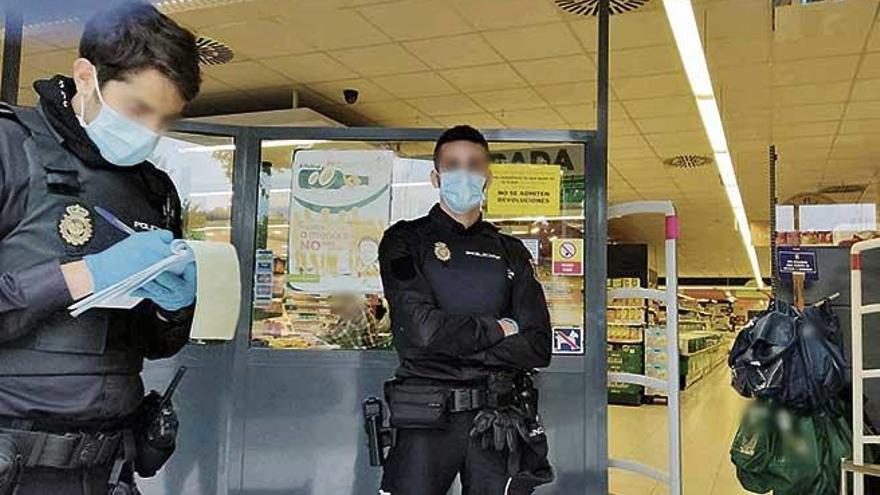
[59,204,93,246]
[434,241,451,262]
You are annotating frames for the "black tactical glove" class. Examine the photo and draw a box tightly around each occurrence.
[469,406,530,452]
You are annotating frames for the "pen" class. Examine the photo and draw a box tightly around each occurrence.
[94,206,137,236]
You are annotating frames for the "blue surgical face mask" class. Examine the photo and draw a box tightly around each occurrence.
[78,69,160,167]
[439,169,486,214]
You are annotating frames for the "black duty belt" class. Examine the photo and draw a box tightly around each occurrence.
[2,428,126,469]
[0,417,130,470]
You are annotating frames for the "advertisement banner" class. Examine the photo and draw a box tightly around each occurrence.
[486,163,561,217]
[288,150,393,293]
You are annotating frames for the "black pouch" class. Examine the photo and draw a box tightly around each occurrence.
[384,380,450,430]
[0,433,21,495]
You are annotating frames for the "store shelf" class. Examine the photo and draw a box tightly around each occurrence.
[609,321,646,327]
[680,341,724,357]
[609,338,644,344]
[608,305,646,309]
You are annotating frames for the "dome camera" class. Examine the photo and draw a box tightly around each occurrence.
[343,89,360,104]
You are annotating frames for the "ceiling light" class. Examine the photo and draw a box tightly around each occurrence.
[662,0,764,289]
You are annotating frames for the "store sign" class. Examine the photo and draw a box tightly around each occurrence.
[491,145,583,173]
[553,326,584,355]
[778,249,819,280]
[552,238,584,276]
[288,150,392,293]
[487,164,561,217]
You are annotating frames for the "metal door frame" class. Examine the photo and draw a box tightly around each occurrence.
[167,122,606,494]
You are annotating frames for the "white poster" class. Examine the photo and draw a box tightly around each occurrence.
[288,150,393,293]
[391,158,438,223]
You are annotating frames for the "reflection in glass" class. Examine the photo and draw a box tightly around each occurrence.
[250,140,586,351]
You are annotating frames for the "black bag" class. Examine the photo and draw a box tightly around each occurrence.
[384,381,450,429]
[729,300,847,412]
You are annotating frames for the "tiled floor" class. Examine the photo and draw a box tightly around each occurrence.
[608,365,758,495]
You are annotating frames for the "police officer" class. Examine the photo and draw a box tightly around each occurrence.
[378,126,554,495]
[0,3,200,493]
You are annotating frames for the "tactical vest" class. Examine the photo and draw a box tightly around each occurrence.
[0,103,177,376]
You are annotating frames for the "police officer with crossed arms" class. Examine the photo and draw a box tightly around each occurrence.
[0,3,201,493]
[377,125,555,495]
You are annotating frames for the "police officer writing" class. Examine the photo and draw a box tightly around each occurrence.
[378,126,554,495]
[0,3,200,494]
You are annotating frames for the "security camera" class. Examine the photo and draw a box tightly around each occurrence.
[343,89,359,104]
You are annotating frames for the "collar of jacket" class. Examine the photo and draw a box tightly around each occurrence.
[33,75,121,170]
[429,204,498,235]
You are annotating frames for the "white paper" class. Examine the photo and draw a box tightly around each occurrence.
[68,240,241,341]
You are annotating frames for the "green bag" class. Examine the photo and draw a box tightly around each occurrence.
[731,400,853,495]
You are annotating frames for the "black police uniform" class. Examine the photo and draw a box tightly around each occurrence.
[378,205,552,495]
[0,76,194,494]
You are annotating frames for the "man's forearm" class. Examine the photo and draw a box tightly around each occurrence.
[0,260,75,342]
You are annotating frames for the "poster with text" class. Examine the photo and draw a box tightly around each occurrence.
[288,150,393,293]
[487,163,561,218]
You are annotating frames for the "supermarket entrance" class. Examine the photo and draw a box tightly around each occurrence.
[139,124,608,495]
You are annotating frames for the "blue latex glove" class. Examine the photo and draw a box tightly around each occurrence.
[84,230,174,293]
[132,262,197,311]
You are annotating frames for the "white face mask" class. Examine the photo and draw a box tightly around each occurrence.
[78,68,160,166]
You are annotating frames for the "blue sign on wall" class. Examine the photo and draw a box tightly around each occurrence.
[778,249,819,280]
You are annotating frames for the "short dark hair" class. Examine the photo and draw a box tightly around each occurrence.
[80,2,201,102]
[433,125,490,168]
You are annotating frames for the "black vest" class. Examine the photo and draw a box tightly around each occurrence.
[0,104,176,376]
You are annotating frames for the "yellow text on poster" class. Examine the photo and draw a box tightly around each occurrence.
[487,164,561,217]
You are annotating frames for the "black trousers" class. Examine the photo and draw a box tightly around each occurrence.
[16,464,137,495]
[379,410,511,495]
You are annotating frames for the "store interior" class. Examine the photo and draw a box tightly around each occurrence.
[7,0,880,493]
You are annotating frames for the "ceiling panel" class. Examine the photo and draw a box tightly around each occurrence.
[534,80,596,105]
[609,46,681,78]
[263,52,358,83]
[637,115,703,134]
[859,52,880,79]
[357,0,474,40]
[450,0,563,30]
[167,3,266,29]
[613,72,691,100]
[843,100,880,120]
[371,72,459,98]
[330,44,428,77]
[513,55,594,86]
[644,131,711,157]
[483,23,582,62]
[469,87,547,112]
[272,9,391,50]
[435,112,505,129]
[772,121,840,139]
[200,20,314,59]
[496,107,567,128]
[407,94,483,116]
[771,81,851,107]
[773,56,860,86]
[707,38,770,69]
[702,0,771,40]
[351,99,421,122]
[772,102,845,123]
[851,78,880,101]
[202,60,292,90]
[620,95,697,119]
[404,35,503,69]
[443,64,530,92]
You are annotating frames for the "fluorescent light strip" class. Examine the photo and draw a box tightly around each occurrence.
[662,0,764,289]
